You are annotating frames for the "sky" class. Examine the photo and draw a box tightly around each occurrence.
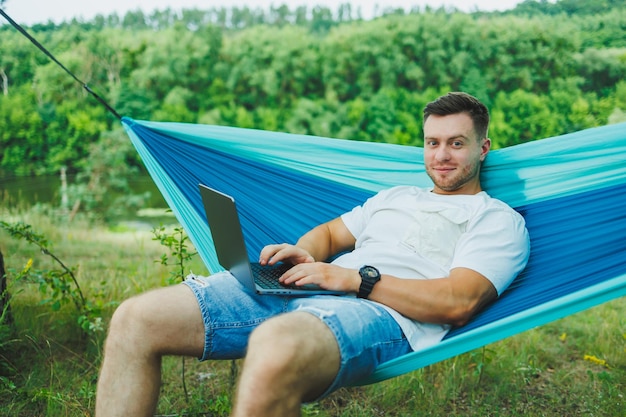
[2,0,525,25]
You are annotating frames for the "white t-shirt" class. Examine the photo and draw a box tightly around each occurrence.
[333,186,530,351]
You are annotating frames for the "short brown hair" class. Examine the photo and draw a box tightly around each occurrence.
[423,92,490,139]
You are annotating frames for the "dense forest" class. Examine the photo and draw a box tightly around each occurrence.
[1,0,625,178]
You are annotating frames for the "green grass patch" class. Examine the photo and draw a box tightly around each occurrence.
[1,207,624,416]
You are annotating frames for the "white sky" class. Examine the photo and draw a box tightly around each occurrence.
[2,0,525,25]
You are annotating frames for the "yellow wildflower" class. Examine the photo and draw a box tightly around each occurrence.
[584,354,609,368]
[23,258,33,274]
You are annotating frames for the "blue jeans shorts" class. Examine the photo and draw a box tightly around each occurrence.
[183,271,412,399]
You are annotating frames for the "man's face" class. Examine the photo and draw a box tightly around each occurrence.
[423,113,490,195]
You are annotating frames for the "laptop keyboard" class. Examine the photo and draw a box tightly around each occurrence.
[251,263,296,289]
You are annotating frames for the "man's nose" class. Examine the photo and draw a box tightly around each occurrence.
[435,145,451,161]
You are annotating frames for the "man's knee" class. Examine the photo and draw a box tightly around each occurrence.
[242,312,340,402]
[251,312,324,345]
[105,295,151,349]
[247,312,339,372]
[105,285,205,359]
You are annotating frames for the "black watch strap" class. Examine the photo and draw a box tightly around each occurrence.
[358,265,381,299]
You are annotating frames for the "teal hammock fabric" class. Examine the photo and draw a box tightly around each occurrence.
[122,118,626,385]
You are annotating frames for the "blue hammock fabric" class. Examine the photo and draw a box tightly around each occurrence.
[122,117,626,385]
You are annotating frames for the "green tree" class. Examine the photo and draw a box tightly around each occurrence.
[225,25,321,109]
[575,48,626,96]
[122,9,148,30]
[310,6,335,33]
[153,87,196,122]
[607,80,626,124]
[46,102,108,173]
[0,86,45,175]
[285,98,333,136]
[128,24,221,116]
[0,32,43,96]
[1,5,625,179]
[66,128,147,222]
[491,90,560,148]
[321,18,414,101]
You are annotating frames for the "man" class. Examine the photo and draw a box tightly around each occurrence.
[95,92,530,417]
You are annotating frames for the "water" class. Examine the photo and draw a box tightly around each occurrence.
[0,175,63,208]
[0,173,175,228]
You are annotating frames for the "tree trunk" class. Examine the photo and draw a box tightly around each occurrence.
[0,250,12,325]
[0,68,7,96]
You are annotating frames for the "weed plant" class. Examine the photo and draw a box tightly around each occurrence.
[0,205,624,416]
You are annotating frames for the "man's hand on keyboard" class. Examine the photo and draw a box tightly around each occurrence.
[259,244,315,267]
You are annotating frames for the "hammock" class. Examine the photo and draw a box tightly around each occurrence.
[122,117,626,385]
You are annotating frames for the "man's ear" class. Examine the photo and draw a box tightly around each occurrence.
[480,138,491,161]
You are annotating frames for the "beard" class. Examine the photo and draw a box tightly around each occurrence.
[426,161,482,193]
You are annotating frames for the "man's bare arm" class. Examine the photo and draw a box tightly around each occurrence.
[259,217,356,266]
[369,267,497,326]
[294,217,356,261]
[261,218,497,327]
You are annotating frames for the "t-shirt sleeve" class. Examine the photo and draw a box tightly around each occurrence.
[450,208,530,295]
[340,188,390,239]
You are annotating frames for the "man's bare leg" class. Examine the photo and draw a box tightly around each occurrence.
[95,284,205,417]
[232,312,341,417]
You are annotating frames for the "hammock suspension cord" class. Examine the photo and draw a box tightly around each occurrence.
[0,8,122,120]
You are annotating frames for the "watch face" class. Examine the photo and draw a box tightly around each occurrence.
[362,266,379,278]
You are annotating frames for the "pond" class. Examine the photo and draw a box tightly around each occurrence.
[0,172,175,229]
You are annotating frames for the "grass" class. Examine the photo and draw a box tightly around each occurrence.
[0,206,624,416]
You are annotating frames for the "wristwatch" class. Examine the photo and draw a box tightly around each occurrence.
[358,265,381,299]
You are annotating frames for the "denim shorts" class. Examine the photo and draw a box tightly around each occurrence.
[183,271,412,399]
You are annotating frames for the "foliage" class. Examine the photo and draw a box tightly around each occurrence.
[1,1,625,179]
[511,0,626,17]
[152,223,195,403]
[58,128,149,223]
[152,223,197,285]
[0,220,105,336]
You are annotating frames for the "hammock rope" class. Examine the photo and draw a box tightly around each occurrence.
[0,9,122,120]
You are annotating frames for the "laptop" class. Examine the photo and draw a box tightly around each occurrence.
[199,184,346,295]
